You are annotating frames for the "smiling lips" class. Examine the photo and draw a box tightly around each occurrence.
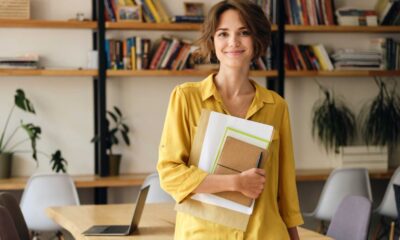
[224,50,246,56]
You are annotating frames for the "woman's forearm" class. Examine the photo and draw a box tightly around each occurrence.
[193,168,266,199]
[193,174,239,193]
[288,227,299,240]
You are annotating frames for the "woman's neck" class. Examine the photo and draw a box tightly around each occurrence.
[214,66,253,98]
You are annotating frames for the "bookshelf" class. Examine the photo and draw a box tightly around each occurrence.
[107,69,278,77]
[286,70,400,77]
[106,22,279,31]
[285,25,400,33]
[0,19,97,29]
[0,69,97,76]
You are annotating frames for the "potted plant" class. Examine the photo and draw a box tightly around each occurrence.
[311,82,356,154]
[359,77,400,167]
[91,106,130,176]
[0,89,68,178]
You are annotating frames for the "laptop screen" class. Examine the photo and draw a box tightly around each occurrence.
[129,185,150,233]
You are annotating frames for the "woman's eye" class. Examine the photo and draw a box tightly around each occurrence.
[240,30,251,36]
[217,32,228,37]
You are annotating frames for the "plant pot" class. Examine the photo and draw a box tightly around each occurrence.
[335,146,388,170]
[108,154,122,176]
[0,153,13,179]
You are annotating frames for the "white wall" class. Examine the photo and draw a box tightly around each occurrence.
[0,0,399,203]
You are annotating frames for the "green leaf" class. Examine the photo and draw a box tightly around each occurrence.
[114,106,122,117]
[21,122,41,161]
[14,89,35,114]
[107,111,118,123]
[122,124,130,132]
[50,150,67,173]
[122,131,130,146]
[312,86,355,153]
[360,78,400,146]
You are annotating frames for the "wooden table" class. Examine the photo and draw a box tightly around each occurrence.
[0,173,149,190]
[47,203,332,240]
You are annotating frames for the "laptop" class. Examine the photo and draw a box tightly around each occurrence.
[82,185,150,236]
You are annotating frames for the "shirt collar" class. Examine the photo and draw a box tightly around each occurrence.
[200,73,275,104]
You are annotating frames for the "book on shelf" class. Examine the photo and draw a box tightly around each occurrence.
[285,44,327,70]
[171,15,204,23]
[0,54,40,69]
[140,0,170,23]
[375,0,400,25]
[285,0,336,25]
[369,38,400,70]
[104,0,170,23]
[335,8,378,26]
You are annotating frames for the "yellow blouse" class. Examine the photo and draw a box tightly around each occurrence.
[157,74,303,239]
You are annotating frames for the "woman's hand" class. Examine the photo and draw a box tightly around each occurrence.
[236,168,266,199]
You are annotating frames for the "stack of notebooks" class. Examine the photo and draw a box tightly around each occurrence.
[212,136,264,207]
[176,110,274,231]
[370,38,400,70]
[0,55,39,69]
[332,49,384,70]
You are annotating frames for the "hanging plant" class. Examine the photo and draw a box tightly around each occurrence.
[359,77,400,146]
[312,82,356,153]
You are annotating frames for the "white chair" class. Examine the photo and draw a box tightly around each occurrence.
[326,195,372,240]
[372,167,400,239]
[20,173,80,235]
[142,172,174,203]
[303,168,373,222]
[375,167,400,219]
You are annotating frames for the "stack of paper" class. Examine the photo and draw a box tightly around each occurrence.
[176,110,274,230]
[332,49,384,70]
[0,54,39,69]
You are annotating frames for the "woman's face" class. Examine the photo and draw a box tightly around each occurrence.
[213,9,254,69]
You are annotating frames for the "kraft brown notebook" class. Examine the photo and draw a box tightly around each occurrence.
[213,136,264,206]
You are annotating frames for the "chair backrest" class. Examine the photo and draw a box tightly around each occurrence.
[313,168,372,221]
[0,192,30,240]
[326,195,372,240]
[20,173,80,232]
[375,167,400,219]
[393,184,400,219]
[0,205,20,240]
[142,172,174,203]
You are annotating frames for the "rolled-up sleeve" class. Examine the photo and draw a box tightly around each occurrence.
[278,102,304,228]
[157,86,208,203]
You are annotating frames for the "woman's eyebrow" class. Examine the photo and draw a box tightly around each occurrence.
[216,26,248,31]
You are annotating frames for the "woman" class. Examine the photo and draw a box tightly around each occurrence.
[157,0,303,239]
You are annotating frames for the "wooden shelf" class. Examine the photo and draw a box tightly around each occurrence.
[286,70,400,77]
[107,69,278,77]
[0,19,97,29]
[0,69,97,77]
[0,170,392,190]
[286,25,400,33]
[106,22,278,31]
[0,173,149,190]
[296,168,394,181]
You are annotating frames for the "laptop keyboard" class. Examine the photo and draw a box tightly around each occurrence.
[103,225,129,233]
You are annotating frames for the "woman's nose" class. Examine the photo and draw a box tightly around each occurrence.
[228,35,240,47]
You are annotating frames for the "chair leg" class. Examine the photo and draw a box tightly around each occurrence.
[31,231,40,240]
[56,230,64,240]
[316,220,327,234]
[372,222,382,240]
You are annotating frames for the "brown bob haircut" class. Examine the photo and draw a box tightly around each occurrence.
[196,0,271,63]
